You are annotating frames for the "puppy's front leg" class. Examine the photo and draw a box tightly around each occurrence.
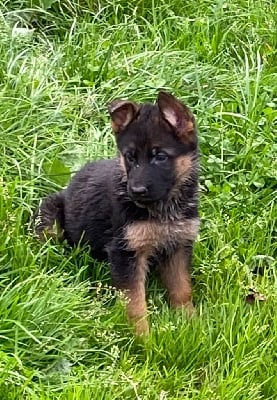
[109,245,149,335]
[160,245,195,315]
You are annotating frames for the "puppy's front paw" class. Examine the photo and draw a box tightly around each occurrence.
[133,317,149,336]
[183,301,196,317]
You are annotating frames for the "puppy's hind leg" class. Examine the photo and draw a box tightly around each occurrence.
[33,192,65,241]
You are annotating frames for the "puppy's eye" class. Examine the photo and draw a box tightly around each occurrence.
[153,152,168,163]
[125,152,135,164]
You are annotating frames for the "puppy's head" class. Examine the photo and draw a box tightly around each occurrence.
[108,91,198,205]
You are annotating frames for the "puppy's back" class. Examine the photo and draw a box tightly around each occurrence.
[63,159,118,257]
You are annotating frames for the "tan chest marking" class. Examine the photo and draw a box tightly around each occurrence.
[125,218,200,253]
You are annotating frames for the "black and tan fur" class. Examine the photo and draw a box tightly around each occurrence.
[34,91,199,335]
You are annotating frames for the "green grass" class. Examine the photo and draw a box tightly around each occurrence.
[0,0,276,398]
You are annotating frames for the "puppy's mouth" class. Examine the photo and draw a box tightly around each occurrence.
[130,195,155,205]
[130,193,169,207]
[133,198,156,208]
[134,200,148,208]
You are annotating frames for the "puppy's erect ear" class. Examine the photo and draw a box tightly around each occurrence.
[107,99,139,134]
[157,91,195,141]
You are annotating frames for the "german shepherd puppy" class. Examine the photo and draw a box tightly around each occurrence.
[35,91,199,335]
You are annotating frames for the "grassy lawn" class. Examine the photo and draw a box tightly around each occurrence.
[0,0,276,398]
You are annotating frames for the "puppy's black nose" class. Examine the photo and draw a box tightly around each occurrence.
[131,186,148,195]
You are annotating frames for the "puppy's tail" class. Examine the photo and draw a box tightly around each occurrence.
[33,192,65,241]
